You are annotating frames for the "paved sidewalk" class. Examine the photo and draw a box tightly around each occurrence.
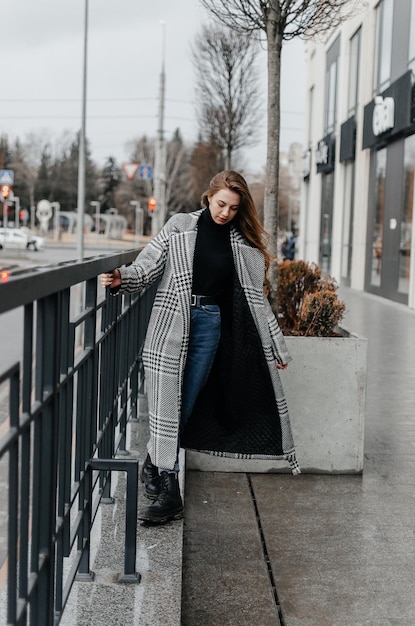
[1,285,414,625]
[182,287,415,626]
[0,398,185,626]
[59,399,185,626]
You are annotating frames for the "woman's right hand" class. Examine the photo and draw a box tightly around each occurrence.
[101,269,121,289]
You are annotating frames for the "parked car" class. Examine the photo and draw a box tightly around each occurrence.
[0,228,45,251]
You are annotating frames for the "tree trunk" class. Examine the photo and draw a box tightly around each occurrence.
[263,13,283,262]
[225,147,231,170]
[263,8,283,313]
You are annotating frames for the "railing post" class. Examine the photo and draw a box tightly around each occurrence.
[89,459,141,583]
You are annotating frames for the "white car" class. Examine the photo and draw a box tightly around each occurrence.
[0,228,45,251]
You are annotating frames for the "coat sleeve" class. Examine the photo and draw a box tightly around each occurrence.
[263,293,293,365]
[112,214,180,295]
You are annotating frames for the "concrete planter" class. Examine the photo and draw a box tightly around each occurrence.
[186,327,368,474]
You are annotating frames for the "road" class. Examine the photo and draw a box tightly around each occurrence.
[0,237,140,579]
[0,239,136,375]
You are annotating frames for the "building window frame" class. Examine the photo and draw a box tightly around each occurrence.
[348,27,361,117]
[324,36,340,135]
[373,0,394,94]
[409,0,415,70]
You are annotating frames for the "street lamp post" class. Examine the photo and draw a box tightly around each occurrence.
[2,201,11,229]
[130,201,143,245]
[51,202,61,240]
[90,201,100,239]
[30,205,35,231]
[76,0,89,261]
[13,197,20,227]
[152,21,167,236]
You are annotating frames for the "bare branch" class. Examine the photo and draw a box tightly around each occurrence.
[200,0,363,41]
[281,0,364,40]
[192,24,262,168]
[199,0,362,257]
[200,0,265,35]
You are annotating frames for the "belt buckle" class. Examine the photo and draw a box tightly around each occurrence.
[191,294,197,306]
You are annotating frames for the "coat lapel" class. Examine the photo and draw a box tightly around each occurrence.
[169,215,199,331]
[230,227,265,288]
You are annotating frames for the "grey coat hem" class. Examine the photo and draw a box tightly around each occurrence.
[187,449,301,475]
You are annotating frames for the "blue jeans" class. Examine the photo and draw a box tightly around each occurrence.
[159,303,221,473]
[181,304,221,427]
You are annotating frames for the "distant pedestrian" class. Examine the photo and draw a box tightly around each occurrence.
[101,170,300,525]
[282,229,297,261]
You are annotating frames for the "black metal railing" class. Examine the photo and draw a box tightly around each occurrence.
[0,250,154,625]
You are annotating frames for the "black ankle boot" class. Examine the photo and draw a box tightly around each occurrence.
[140,453,160,499]
[138,471,183,524]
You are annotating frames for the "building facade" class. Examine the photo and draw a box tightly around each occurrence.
[301,0,415,308]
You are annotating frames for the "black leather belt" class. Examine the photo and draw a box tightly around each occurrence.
[191,294,218,307]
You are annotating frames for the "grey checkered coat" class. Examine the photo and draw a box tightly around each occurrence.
[116,210,299,474]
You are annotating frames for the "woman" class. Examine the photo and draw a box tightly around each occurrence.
[101,171,300,525]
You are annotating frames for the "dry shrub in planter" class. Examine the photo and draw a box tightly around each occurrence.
[269,260,346,337]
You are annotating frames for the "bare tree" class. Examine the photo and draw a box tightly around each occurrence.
[122,131,193,229]
[188,138,225,209]
[200,0,360,302]
[192,24,261,169]
[21,133,52,209]
[164,129,193,217]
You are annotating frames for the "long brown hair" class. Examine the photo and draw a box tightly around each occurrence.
[201,170,272,271]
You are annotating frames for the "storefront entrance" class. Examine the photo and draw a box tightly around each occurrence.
[319,172,334,274]
[363,71,414,304]
[366,138,413,304]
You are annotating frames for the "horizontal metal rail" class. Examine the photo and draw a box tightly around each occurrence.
[0,249,155,625]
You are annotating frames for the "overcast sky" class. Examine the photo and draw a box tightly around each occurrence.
[2,0,306,174]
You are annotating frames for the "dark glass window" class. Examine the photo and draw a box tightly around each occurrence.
[409,0,415,70]
[370,148,387,287]
[400,137,415,294]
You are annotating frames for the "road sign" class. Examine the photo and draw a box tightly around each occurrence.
[122,163,139,180]
[0,169,14,185]
[139,164,153,180]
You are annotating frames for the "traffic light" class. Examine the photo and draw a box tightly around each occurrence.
[20,210,25,221]
[148,197,156,212]
[1,270,10,283]
[0,184,11,200]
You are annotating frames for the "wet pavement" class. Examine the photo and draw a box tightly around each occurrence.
[181,287,415,626]
[1,284,414,625]
[14,397,186,626]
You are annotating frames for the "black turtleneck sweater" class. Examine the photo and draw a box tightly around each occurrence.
[191,208,234,300]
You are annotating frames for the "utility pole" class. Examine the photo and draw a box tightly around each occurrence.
[152,21,167,236]
[90,200,100,239]
[130,200,143,245]
[76,0,89,261]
